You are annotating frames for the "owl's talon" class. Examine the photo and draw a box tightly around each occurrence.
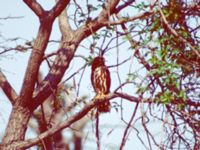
[94,93,106,101]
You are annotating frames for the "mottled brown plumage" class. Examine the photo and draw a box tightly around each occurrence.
[91,56,111,113]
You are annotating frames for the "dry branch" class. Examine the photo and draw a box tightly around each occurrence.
[0,70,18,105]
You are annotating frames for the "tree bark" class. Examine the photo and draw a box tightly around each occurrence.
[0,1,120,149]
[2,104,31,150]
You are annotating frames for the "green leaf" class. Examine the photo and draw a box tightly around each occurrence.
[160,91,174,104]
[86,56,93,65]
[126,73,137,81]
[137,86,147,94]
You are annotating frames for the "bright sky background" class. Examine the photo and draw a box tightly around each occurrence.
[0,1,164,150]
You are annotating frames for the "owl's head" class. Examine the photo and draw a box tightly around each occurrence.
[91,56,105,70]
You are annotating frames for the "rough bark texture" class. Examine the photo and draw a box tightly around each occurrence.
[1,20,53,149]
[1,0,199,149]
[0,0,120,149]
[2,105,31,150]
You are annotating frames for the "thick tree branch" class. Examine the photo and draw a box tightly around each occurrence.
[2,2,68,138]
[2,92,137,149]
[0,70,18,105]
[31,39,77,110]
[1,90,199,148]
[49,0,70,19]
[76,0,120,38]
[19,21,53,107]
[99,0,120,19]
[31,0,120,110]
[2,1,198,149]
[20,0,70,107]
[58,8,74,37]
[23,0,45,18]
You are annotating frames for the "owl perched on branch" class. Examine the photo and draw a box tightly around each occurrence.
[91,56,111,113]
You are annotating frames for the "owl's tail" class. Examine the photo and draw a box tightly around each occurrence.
[98,101,110,113]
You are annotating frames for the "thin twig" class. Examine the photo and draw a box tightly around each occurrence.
[96,111,100,150]
[158,4,200,58]
[120,102,139,150]
[0,16,24,20]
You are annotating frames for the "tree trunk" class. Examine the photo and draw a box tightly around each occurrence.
[1,105,31,150]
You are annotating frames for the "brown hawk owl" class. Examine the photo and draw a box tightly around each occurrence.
[91,56,111,113]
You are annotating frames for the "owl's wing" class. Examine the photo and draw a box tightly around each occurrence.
[91,66,111,94]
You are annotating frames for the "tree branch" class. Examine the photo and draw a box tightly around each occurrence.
[31,0,121,110]
[106,10,155,26]
[49,0,70,19]
[0,16,24,20]
[2,89,198,148]
[20,0,70,107]
[23,0,45,18]
[120,102,139,150]
[19,22,53,106]
[0,70,18,105]
[58,6,74,37]
[158,5,200,58]
[76,0,120,38]
[2,92,137,149]
[115,0,135,14]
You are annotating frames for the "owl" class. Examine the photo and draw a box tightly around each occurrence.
[91,56,111,113]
